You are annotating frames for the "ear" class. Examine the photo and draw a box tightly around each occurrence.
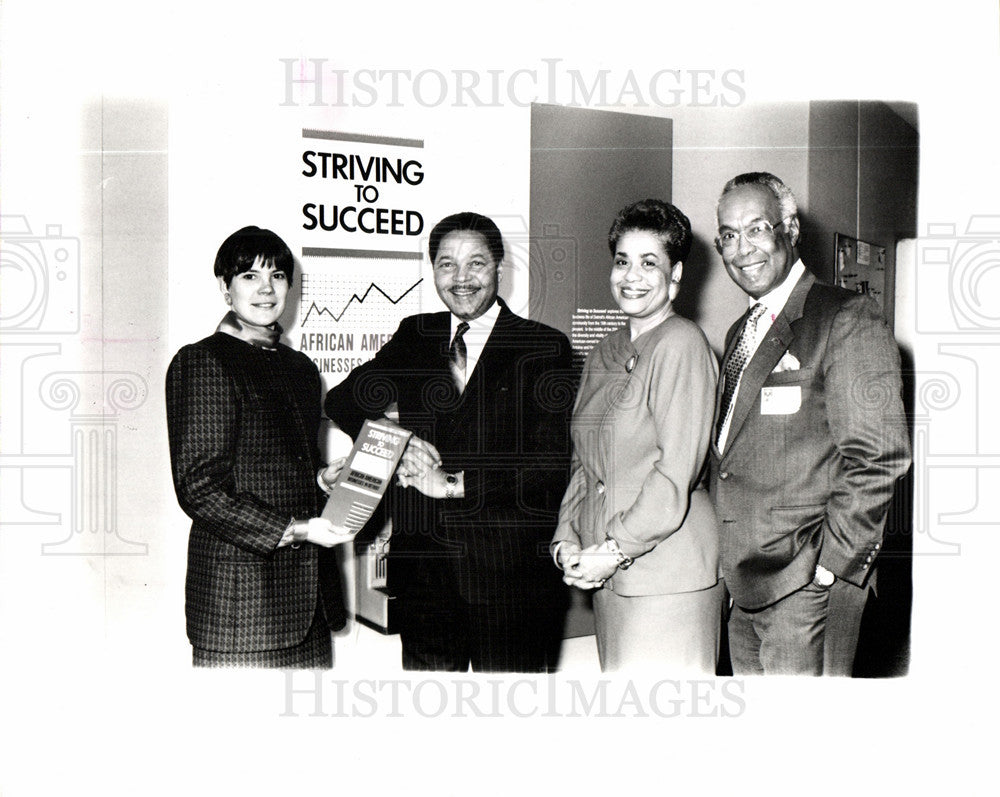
[218,276,229,295]
[671,261,683,283]
[785,215,801,246]
[714,237,724,256]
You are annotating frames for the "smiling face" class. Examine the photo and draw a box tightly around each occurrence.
[431,230,499,321]
[221,256,289,327]
[610,229,679,334]
[716,183,799,299]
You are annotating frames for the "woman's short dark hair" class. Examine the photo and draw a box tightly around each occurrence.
[428,212,504,265]
[214,226,295,287]
[607,199,692,265]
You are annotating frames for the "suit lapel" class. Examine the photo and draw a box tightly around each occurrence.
[724,316,793,449]
[434,314,453,365]
[437,302,513,436]
[711,310,749,458]
[415,311,455,399]
[721,271,814,454]
[452,301,512,413]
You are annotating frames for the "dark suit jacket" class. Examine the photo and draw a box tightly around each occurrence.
[710,270,911,610]
[324,300,574,607]
[166,331,346,653]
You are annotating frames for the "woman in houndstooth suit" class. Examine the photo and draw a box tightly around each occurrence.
[166,226,349,667]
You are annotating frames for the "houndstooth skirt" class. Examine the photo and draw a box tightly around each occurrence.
[192,604,333,669]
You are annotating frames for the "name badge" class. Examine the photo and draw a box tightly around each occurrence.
[760,385,801,415]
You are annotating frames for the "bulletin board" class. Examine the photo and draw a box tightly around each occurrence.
[834,232,890,325]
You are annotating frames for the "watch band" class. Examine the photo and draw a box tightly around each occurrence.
[813,563,835,587]
[604,535,634,570]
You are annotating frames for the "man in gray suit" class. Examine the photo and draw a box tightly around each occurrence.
[710,172,911,675]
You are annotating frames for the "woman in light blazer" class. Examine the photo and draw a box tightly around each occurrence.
[552,199,722,672]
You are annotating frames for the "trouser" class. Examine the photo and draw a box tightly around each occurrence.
[728,578,869,676]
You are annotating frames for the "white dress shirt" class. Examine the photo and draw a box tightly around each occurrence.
[449,300,501,390]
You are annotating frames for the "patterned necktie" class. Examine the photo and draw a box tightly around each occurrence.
[716,302,766,443]
[449,321,470,391]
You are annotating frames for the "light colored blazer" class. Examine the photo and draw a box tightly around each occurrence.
[553,312,720,596]
[710,270,911,610]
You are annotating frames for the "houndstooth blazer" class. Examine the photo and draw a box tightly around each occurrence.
[166,331,346,653]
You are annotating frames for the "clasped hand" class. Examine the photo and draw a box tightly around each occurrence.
[318,457,347,491]
[396,434,455,499]
[558,541,620,589]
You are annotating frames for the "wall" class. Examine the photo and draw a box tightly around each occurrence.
[524,101,814,356]
[665,101,916,350]
[806,100,920,324]
[669,103,812,351]
[529,103,675,339]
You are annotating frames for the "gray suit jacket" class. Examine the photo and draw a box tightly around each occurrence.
[710,270,911,610]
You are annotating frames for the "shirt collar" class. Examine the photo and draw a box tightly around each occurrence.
[451,300,501,339]
[751,259,805,323]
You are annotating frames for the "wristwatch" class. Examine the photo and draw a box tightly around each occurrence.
[444,472,458,500]
[813,564,835,587]
[604,535,634,570]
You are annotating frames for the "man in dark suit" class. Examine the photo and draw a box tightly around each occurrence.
[710,173,911,675]
[324,211,573,672]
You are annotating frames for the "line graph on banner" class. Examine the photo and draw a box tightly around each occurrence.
[299,273,423,326]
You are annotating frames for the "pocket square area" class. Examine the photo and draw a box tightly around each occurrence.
[760,385,801,415]
[772,351,800,374]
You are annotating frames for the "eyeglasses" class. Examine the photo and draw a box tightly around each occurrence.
[716,218,787,252]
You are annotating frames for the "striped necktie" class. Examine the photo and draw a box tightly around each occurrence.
[449,321,470,391]
[715,302,766,444]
